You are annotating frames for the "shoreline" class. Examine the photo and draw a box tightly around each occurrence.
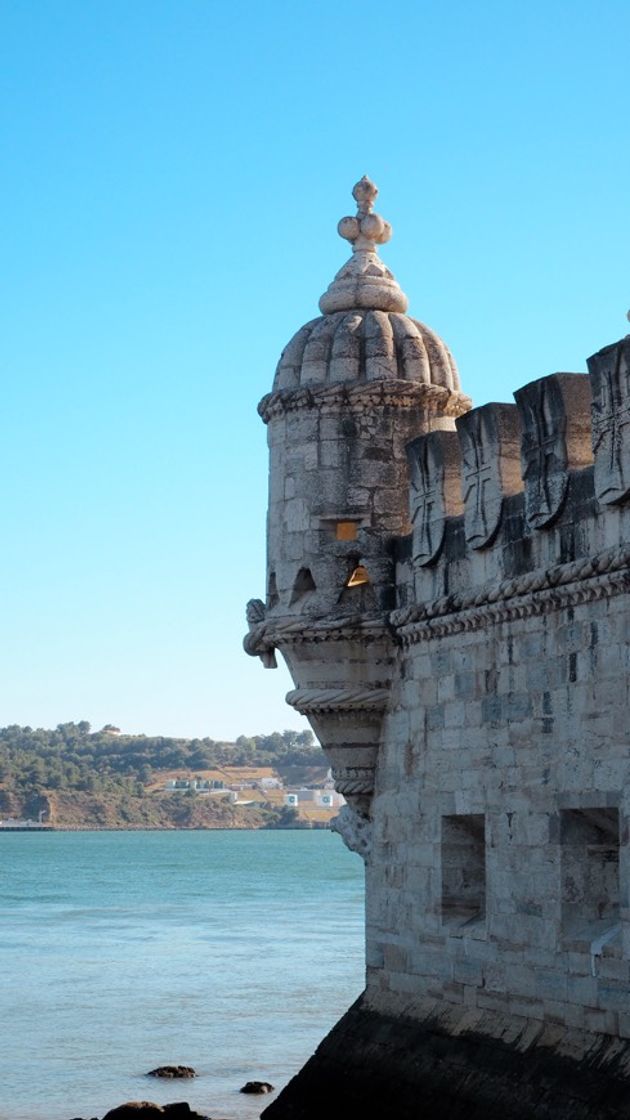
[0,823,329,832]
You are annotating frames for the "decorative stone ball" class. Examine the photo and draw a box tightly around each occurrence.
[338,215,360,241]
[361,213,391,244]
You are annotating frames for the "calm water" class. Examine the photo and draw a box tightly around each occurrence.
[0,830,365,1120]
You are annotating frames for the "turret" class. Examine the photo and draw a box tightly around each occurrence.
[245,178,471,839]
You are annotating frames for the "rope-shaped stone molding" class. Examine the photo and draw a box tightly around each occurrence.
[392,545,630,645]
[243,616,388,660]
[252,611,392,652]
[331,766,375,796]
[245,545,630,658]
[286,686,390,714]
[258,380,471,424]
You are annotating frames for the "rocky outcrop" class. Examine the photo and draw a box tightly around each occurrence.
[240,1080,274,1094]
[101,1103,207,1120]
[146,1066,196,1079]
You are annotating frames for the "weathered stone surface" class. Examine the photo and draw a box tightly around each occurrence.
[588,334,630,504]
[407,430,463,565]
[262,999,630,1120]
[514,372,593,527]
[457,403,522,548]
[331,804,372,861]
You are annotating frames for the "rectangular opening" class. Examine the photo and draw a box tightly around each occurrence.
[335,520,359,541]
[441,814,486,931]
[561,807,620,948]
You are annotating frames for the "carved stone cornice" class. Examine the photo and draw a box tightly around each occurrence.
[258,380,471,425]
[244,611,392,658]
[286,686,390,715]
[392,544,630,645]
[247,545,630,656]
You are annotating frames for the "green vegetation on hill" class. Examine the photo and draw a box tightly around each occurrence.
[0,722,319,829]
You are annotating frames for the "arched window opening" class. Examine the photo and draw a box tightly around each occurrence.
[346,564,370,588]
[290,567,316,605]
[267,572,279,610]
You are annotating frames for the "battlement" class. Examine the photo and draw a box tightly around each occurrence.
[394,335,630,632]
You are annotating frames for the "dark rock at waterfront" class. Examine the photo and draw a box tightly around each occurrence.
[147,1066,197,1079]
[163,1105,207,1119]
[102,1104,166,1120]
[100,1104,208,1120]
[240,1081,274,1094]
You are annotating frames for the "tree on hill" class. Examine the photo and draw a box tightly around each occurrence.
[0,723,321,800]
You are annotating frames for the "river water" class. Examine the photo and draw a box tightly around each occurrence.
[0,830,365,1120]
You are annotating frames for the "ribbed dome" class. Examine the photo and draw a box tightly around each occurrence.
[272,176,461,396]
[273,310,460,392]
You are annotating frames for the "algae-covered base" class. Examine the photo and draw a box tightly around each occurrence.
[262,996,630,1120]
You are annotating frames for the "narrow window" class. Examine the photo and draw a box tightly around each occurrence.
[290,567,316,604]
[267,571,279,610]
[442,814,486,930]
[561,808,620,945]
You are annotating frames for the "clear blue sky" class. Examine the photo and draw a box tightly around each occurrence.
[1,0,628,739]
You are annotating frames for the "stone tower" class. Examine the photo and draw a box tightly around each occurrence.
[246,176,470,838]
[246,181,630,1118]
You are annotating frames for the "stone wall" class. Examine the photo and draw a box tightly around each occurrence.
[364,343,630,1037]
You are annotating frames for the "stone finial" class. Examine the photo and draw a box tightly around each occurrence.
[337,176,393,253]
[319,177,409,315]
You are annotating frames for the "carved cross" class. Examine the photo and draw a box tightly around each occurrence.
[461,431,496,547]
[457,404,522,549]
[590,340,630,504]
[518,379,567,527]
[410,441,440,562]
[408,431,462,565]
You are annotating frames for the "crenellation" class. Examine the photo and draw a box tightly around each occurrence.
[514,372,593,529]
[457,402,523,550]
[588,334,630,505]
[407,429,463,567]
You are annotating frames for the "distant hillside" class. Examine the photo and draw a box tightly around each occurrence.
[0,722,322,830]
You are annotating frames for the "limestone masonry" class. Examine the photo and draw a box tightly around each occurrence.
[245,178,630,1118]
